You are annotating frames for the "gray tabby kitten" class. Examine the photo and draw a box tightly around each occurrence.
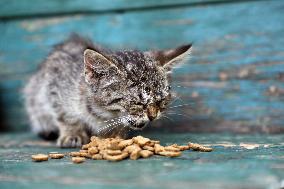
[24,34,191,148]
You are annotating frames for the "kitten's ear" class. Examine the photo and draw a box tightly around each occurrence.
[148,44,192,72]
[84,49,119,83]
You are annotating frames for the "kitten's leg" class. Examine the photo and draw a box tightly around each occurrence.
[57,121,90,148]
[31,114,59,140]
[24,76,59,140]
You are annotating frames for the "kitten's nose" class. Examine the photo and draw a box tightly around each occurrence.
[147,104,158,121]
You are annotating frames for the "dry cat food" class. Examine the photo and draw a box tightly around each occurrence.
[71,157,86,164]
[31,154,49,162]
[188,142,213,152]
[69,135,213,162]
[49,153,65,159]
[31,136,213,163]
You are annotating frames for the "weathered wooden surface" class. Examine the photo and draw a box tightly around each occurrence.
[0,133,283,189]
[0,0,246,18]
[0,0,284,132]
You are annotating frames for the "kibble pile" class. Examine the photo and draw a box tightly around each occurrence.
[31,135,213,163]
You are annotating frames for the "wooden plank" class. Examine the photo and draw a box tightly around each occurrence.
[1,1,283,75]
[0,112,28,132]
[1,0,284,132]
[0,0,251,18]
[0,133,283,189]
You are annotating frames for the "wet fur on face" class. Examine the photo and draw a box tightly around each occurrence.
[24,34,192,147]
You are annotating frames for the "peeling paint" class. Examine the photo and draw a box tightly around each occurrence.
[239,143,260,149]
[19,16,83,32]
[154,18,194,26]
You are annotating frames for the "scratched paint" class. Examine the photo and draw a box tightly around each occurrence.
[0,0,284,132]
[0,133,283,189]
[20,17,70,32]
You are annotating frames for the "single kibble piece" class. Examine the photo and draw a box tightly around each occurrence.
[90,136,100,142]
[169,144,179,148]
[107,140,121,150]
[69,152,81,157]
[31,154,49,162]
[200,147,213,152]
[107,149,122,156]
[72,157,85,164]
[139,150,154,158]
[158,151,181,157]
[99,149,107,156]
[79,152,89,157]
[142,145,154,151]
[164,146,180,152]
[92,154,103,160]
[154,144,165,154]
[130,148,141,160]
[81,144,90,150]
[151,140,160,144]
[188,142,202,150]
[147,140,160,147]
[188,143,213,152]
[98,143,108,151]
[177,145,190,151]
[49,153,65,159]
[133,136,151,146]
[118,139,133,149]
[104,152,129,161]
[124,144,141,154]
[88,147,99,155]
[90,140,99,147]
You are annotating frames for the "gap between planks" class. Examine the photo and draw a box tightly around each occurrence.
[0,0,272,21]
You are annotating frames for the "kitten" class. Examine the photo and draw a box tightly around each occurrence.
[24,34,191,148]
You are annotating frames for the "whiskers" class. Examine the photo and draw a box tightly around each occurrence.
[97,115,131,137]
[167,103,194,109]
[164,111,192,119]
[158,92,197,124]
[160,115,175,123]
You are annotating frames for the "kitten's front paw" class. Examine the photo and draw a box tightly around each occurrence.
[57,133,89,148]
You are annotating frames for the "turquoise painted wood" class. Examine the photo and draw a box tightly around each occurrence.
[0,0,241,18]
[0,0,284,132]
[0,133,283,189]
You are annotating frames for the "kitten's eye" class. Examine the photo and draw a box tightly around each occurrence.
[107,98,123,105]
[145,86,151,94]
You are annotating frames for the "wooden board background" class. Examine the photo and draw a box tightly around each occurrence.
[0,0,284,133]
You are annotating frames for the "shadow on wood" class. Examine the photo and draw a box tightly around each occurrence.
[0,86,8,132]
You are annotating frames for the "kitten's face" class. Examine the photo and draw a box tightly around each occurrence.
[84,44,191,131]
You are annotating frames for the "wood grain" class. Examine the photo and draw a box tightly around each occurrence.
[0,0,255,18]
[0,0,283,132]
[0,133,283,189]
